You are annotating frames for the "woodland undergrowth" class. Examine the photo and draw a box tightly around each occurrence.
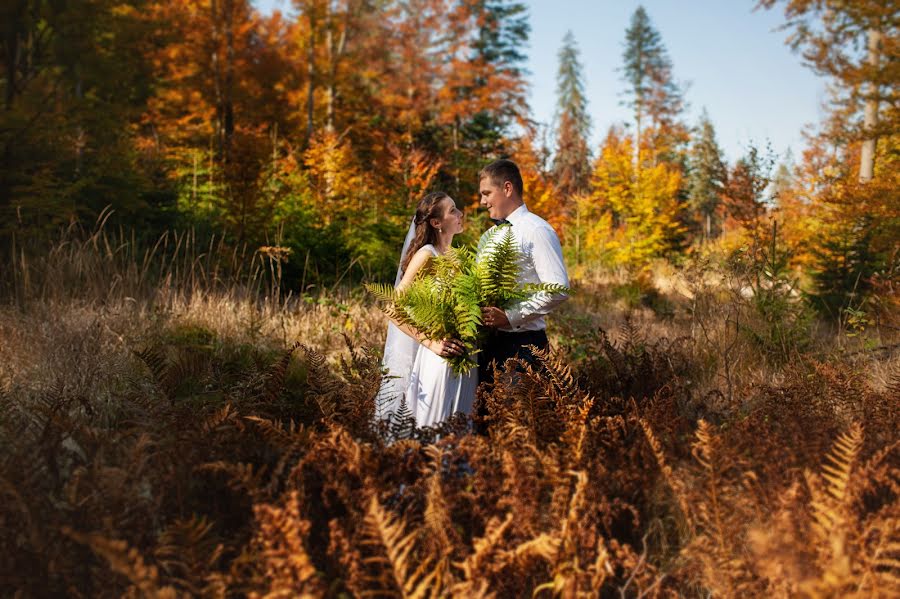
[1,224,898,598]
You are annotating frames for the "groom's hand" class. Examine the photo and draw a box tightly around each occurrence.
[481,307,510,329]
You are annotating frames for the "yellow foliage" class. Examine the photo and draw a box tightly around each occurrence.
[583,129,685,271]
[302,129,365,224]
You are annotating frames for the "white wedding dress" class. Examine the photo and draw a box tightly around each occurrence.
[378,241,477,428]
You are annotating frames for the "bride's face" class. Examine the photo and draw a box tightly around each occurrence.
[433,197,464,236]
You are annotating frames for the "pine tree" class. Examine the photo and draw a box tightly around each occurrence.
[620,6,684,162]
[687,110,727,241]
[552,31,592,208]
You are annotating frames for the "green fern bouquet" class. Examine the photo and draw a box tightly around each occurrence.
[367,225,569,375]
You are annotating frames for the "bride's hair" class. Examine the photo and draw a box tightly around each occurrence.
[400,191,452,275]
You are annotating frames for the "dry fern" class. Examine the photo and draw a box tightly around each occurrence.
[360,494,444,598]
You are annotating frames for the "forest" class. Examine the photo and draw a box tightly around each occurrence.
[0,0,898,597]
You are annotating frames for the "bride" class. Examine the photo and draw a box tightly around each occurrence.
[377,191,477,428]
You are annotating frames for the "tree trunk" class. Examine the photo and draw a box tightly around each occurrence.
[575,197,581,266]
[305,11,316,146]
[858,28,881,183]
[223,0,235,163]
[3,2,23,110]
[211,0,223,158]
[325,4,347,134]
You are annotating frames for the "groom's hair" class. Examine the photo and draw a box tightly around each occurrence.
[479,159,523,197]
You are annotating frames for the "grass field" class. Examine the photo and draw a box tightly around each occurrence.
[1,223,897,597]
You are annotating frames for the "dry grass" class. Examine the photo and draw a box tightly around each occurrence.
[1,223,898,597]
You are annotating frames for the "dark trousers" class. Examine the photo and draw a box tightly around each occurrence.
[475,329,548,431]
[477,328,549,386]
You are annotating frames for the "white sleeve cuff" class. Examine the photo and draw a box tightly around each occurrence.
[504,307,525,330]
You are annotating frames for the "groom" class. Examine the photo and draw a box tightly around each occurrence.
[476,159,569,417]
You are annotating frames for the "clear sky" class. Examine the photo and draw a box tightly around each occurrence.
[255,0,826,163]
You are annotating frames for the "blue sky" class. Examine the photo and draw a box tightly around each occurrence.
[255,0,825,163]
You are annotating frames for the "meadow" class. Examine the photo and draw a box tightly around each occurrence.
[1,220,897,598]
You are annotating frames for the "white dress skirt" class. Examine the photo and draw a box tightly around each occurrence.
[379,244,477,428]
[406,344,477,428]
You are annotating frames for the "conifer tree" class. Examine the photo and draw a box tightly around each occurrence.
[446,0,530,198]
[620,6,684,161]
[552,31,591,212]
[687,110,728,241]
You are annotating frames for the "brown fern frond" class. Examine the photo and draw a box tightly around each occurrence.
[245,415,308,449]
[501,533,560,565]
[64,527,186,598]
[640,418,694,534]
[134,346,168,391]
[691,419,717,472]
[453,513,513,584]
[560,470,589,547]
[809,423,865,541]
[562,396,595,466]
[154,515,224,596]
[821,422,864,504]
[361,494,443,599]
[201,403,240,435]
[259,341,302,404]
[249,490,325,598]
[422,446,456,554]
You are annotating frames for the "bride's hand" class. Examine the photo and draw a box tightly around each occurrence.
[427,339,464,357]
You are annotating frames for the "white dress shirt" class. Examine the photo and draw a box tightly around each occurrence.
[478,204,570,332]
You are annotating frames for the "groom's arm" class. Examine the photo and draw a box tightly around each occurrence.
[503,226,569,330]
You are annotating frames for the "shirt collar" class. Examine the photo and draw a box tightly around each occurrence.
[505,203,529,226]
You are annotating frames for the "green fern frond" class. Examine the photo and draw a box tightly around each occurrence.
[365,282,399,304]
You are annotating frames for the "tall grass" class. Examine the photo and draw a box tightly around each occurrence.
[0,219,897,597]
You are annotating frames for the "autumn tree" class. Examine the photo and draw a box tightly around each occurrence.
[769,153,818,268]
[439,0,530,199]
[757,0,898,182]
[583,127,684,272]
[0,0,157,237]
[552,31,591,211]
[760,1,900,318]
[514,135,563,234]
[722,143,775,237]
[687,110,728,241]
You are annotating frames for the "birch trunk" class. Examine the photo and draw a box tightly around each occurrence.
[858,28,881,183]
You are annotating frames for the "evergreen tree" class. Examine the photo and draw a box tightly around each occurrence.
[439,0,530,198]
[552,31,591,209]
[620,6,684,159]
[468,0,530,141]
[687,110,727,241]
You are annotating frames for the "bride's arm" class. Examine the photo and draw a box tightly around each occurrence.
[389,248,432,345]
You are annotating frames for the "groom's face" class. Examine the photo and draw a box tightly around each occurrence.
[479,177,514,220]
